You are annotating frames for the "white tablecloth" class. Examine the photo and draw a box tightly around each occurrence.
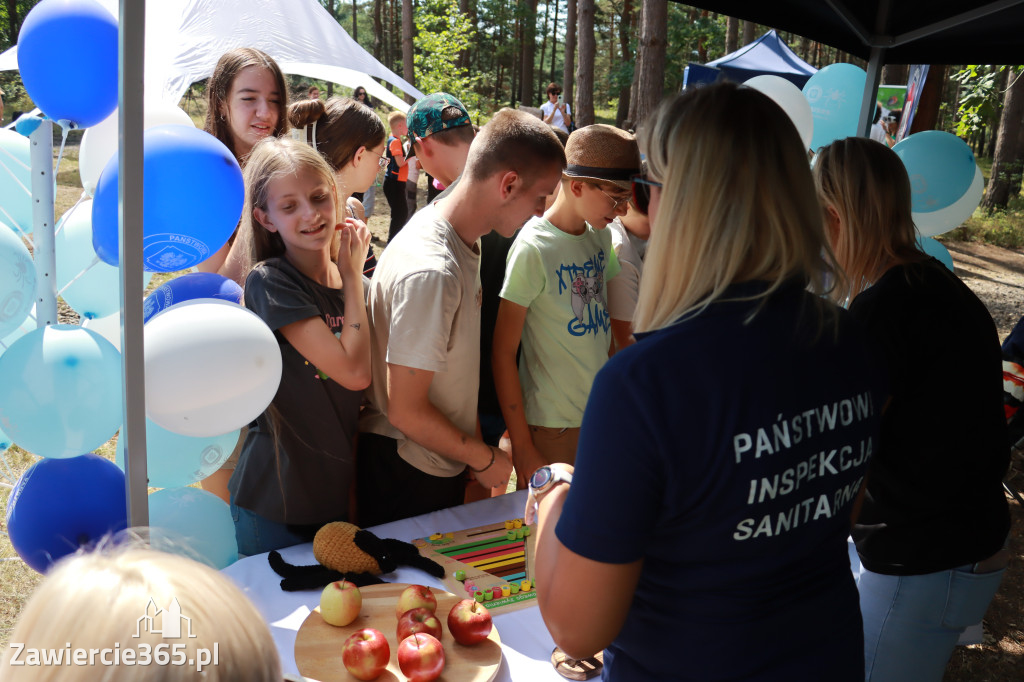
[222,490,562,681]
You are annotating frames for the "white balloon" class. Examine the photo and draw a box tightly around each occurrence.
[144,299,282,437]
[79,100,196,196]
[913,165,984,238]
[744,75,814,151]
[81,310,122,351]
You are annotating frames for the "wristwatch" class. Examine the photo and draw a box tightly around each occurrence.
[524,465,573,525]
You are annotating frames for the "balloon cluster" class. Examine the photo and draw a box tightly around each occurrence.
[749,67,982,239]
[0,0,281,573]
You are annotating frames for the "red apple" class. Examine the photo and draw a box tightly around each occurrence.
[397,633,445,682]
[395,584,438,619]
[341,628,390,681]
[447,598,493,646]
[397,606,443,642]
[320,580,362,627]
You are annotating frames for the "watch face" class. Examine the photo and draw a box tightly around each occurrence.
[530,466,553,491]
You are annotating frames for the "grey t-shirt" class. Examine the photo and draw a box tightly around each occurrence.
[229,258,362,524]
[360,203,482,477]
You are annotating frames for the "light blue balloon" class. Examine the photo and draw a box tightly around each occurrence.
[802,63,867,152]
[17,0,118,128]
[0,325,123,458]
[55,200,151,319]
[92,125,243,271]
[115,420,239,489]
[917,237,955,272]
[0,220,35,338]
[149,487,238,569]
[0,306,35,351]
[0,129,34,238]
[0,424,11,453]
[893,131,976,213]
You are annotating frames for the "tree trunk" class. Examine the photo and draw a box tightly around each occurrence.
[742,19,756,45]
[696,10,709,63]
[725,16,738,54]
[352,0,358,41]
[459,0,472,70]
[550,0,559,82]
[402,0,414,102]
[799,35,809,60]
[575,0,595,127]
[909,66,946,134]
[616,0,633,127]
[882,64,909,86]
[563,0,577,111]
[983,66,1024,212]
[521,0,539,105]
[986,68,1010,159]
[4,0,20,44]
[628,0,666,129]
[538,0,550,99]
[373,0,383,61]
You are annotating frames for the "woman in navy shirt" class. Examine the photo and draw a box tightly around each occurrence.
[529,83,885,681]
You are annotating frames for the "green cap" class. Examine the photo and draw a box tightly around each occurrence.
[407,92,471,139]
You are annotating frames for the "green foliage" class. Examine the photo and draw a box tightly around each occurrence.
[953,65,1006,138]
[413,0,481,116]
[664,6,726,92]
[945,197,1024,248]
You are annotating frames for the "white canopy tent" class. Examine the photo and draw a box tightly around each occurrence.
[0,0,422,111]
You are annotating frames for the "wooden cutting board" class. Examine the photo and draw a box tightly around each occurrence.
[295,583,502,682]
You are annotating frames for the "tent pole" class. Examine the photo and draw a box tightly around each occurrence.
[29,120,57,328]
[859,45,886,137]
[119,0,148,527]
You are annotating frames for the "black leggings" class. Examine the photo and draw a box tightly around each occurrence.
[383,176,408,242]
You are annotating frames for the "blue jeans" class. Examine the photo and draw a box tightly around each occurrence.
[856,562,1006,681]
[230,495,310,558]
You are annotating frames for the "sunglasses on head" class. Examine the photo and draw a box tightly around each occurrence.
[630,175,662,215]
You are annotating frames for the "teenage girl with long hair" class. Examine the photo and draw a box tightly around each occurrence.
[814,137,1010,682]
[228,137,371,556]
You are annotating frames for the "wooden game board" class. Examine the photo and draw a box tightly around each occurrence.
[412,517,537,613]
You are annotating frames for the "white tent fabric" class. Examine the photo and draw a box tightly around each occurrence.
[0,0,421,112]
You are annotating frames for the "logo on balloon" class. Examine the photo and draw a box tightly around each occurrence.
[805,85,822,102]
[146,237,211,273]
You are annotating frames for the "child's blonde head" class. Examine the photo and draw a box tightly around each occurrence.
[634,82,837,331]
[237,136,338,275]
[3,546,281,681]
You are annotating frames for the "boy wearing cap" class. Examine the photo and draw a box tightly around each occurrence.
[407,92,476,189]
[357,109,567,526]
[492,124,639,484]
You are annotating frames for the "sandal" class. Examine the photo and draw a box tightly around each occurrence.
[551,646,604,680]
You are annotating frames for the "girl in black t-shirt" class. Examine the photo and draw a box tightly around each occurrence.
[227,138,373,556]
[814,138,1010,682]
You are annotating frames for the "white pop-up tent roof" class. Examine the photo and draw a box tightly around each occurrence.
[0,0,422,111]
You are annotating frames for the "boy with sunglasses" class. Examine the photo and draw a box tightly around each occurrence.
[493,124,640,485]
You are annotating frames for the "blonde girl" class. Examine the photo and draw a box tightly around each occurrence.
[3,547,281,681]
[814,137,1010,682]
[530,82,885,681]
[228,137,371,557]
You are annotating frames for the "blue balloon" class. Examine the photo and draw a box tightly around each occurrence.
[0,325,123,458]
[5,453,128,573]
[16,0,118,128]
[0,307,35,350]
[91,125,243,272]
[143,272,244,323]
[917,237,955,273]
[893,131,977,213]
[0,129,34,237]
[149,487,238,569]
[115,420,239,489]
[0,219,35,338]
[54,200,152,319]
[0,424,11,452]
[802,63,867,152]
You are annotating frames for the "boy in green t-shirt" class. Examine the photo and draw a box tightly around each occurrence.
[492,124,640,485]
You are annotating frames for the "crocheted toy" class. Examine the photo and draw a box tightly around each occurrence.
[268,521,445,591]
